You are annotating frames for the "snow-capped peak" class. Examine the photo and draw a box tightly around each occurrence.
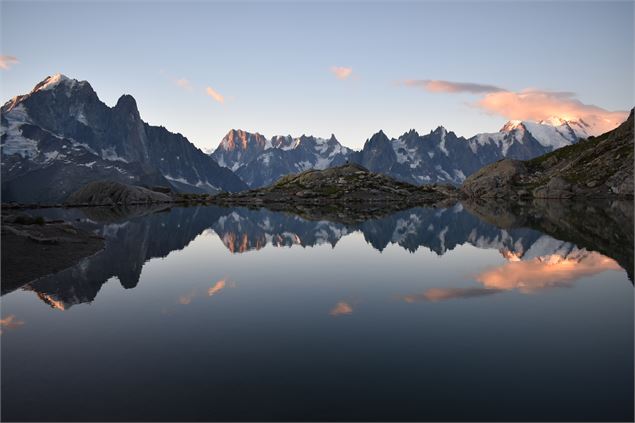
[538,116,570,127]
[538,116,590,139]
[500,120,525,133]
[32,73,72,93]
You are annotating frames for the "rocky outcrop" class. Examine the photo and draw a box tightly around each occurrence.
[214,164,458,216]
[460,159,529,199]
[461,109,634,199]
[65,180,172,206]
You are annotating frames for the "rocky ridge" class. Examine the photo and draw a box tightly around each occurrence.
[462,109,634,199]
[214,163,458,218]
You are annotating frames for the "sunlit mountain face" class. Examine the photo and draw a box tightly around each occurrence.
[2,201,632,422]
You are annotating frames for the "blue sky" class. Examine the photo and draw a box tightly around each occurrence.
[1,1,633,150]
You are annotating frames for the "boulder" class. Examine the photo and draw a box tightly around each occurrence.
[461,159,527,198]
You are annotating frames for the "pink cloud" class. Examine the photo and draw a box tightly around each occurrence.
[404,79,504,93]
[175,78,192,91]
[330,66,353,80]
[205,86,225,104]
[477,89,628,135]
[404,78,627,135]
[0,55,19,70]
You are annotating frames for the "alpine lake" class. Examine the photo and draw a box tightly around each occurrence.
[1,200,633,422]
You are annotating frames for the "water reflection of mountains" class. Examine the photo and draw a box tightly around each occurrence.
[16,200,633,310]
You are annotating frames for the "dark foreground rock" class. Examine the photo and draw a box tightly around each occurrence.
[213,163,459,218]
[1,213,104,293]
[462,109,634,199]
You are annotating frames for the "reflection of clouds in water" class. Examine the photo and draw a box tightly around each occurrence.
[1,315,25,334]
[179,289,197,305]
[476,251,620,293]
[179,278,234,305]
[208,279,227,297]
[404,287,501,303]
[403,250,621,302]
[329,301,353,316]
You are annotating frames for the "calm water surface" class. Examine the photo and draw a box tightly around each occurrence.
[1,203,633,421]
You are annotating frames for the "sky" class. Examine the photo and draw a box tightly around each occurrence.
[1,1,633,151]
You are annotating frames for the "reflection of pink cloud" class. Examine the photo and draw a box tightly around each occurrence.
[404,79,504,93]
[179,289,197,305]
[0,55,19,70]
[329,301,353,316]
[0,315,25,334]
[330,66,353,80]
[478,90,627,135]
[205,86,225,104]
[403,251,622,302]
[476,252,621,293]
[208,279,227,297]
[179,278,233,305]
[404,287,501,303]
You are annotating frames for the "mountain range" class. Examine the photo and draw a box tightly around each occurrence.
[1,74,247,203]
[0,74,619,203]
[211,117,592,188]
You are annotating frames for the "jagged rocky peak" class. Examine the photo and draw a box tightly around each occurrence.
[368,129,390,143]
[431,125,448,135]
[114,94,140,119]
[271,134,293,146]
[3,73,93,113]
[220,129,268,151]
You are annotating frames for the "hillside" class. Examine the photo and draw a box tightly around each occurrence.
[462,109,634,199]
[213,163,458,220]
